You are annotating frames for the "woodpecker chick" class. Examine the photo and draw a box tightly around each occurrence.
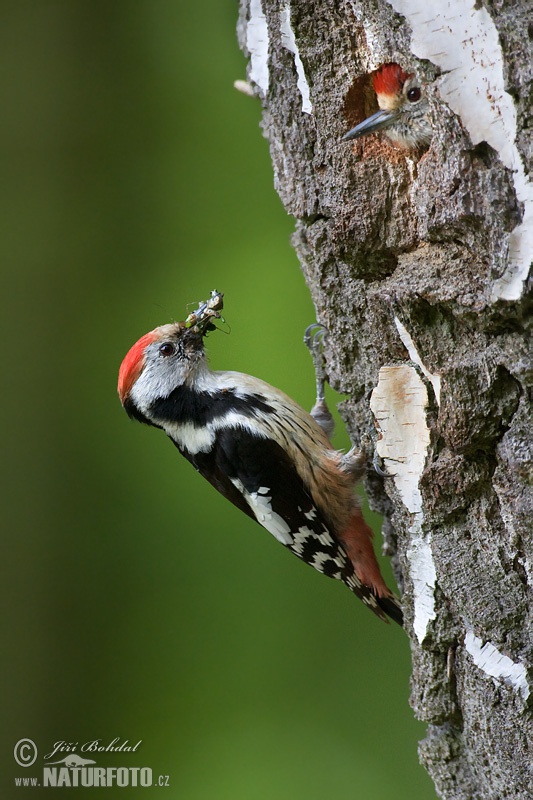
[343,63,431,150]
[118,298,403,625]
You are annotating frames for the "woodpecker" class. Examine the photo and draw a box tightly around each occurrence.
[343,63,431,149]
[118,293,402,625]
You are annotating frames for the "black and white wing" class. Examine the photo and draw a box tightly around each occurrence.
[180,427,390,620]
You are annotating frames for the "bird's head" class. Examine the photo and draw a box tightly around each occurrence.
[118,322,209,421]
[343,63,431,150]
[118,290,223,423]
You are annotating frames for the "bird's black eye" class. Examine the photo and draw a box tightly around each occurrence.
[406,87,421,103]
[159,342,176,357]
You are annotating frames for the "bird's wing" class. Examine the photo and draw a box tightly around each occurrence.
[180,427,389,618]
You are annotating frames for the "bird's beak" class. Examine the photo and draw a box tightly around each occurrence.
[342,109,398,141]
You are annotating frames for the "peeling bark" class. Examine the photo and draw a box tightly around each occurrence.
[238,1,532,798]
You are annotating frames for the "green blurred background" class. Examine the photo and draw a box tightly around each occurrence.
[2,2,433,798]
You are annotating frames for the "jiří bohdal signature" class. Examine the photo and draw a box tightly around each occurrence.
[44,738,142,761]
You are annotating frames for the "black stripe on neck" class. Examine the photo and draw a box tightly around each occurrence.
[123,396,156,426]
[148,385,274,427]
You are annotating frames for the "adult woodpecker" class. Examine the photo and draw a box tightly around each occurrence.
[343,63,431,149]
[118,292,402,625]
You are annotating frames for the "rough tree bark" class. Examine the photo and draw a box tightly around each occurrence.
[238,1,531,798]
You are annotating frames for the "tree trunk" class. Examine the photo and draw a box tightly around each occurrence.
[238,1,531,798]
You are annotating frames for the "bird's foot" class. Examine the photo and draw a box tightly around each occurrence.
[359,432,395,478]
[303,324,335,438]
[303,323,328,400]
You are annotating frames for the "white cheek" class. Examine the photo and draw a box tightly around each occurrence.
[131,357,188,411]
[376,93,398,112]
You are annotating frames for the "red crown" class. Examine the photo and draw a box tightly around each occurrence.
[372,63,412,95]
[118,330,158,401]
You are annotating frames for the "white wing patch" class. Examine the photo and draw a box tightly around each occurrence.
[231,479,293,545]
[164,421,216,454]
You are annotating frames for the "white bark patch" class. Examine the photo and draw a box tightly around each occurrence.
[370,365,436,641]
[280,4,313,114]
[246,0,269,96]
[394,317,441,405]
[370,365,430,514]
[407,524,437,642]
[386,0,533,301]
[464,629,530,700]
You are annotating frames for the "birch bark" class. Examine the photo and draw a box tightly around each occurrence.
[238,1,532,797]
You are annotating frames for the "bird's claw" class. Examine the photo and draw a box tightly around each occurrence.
[304,324,328,403]
[359,432,395,478]
[373,451,393,478]
[303,323,326,352]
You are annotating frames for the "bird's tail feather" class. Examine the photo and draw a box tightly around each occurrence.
[376,594,403,627]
